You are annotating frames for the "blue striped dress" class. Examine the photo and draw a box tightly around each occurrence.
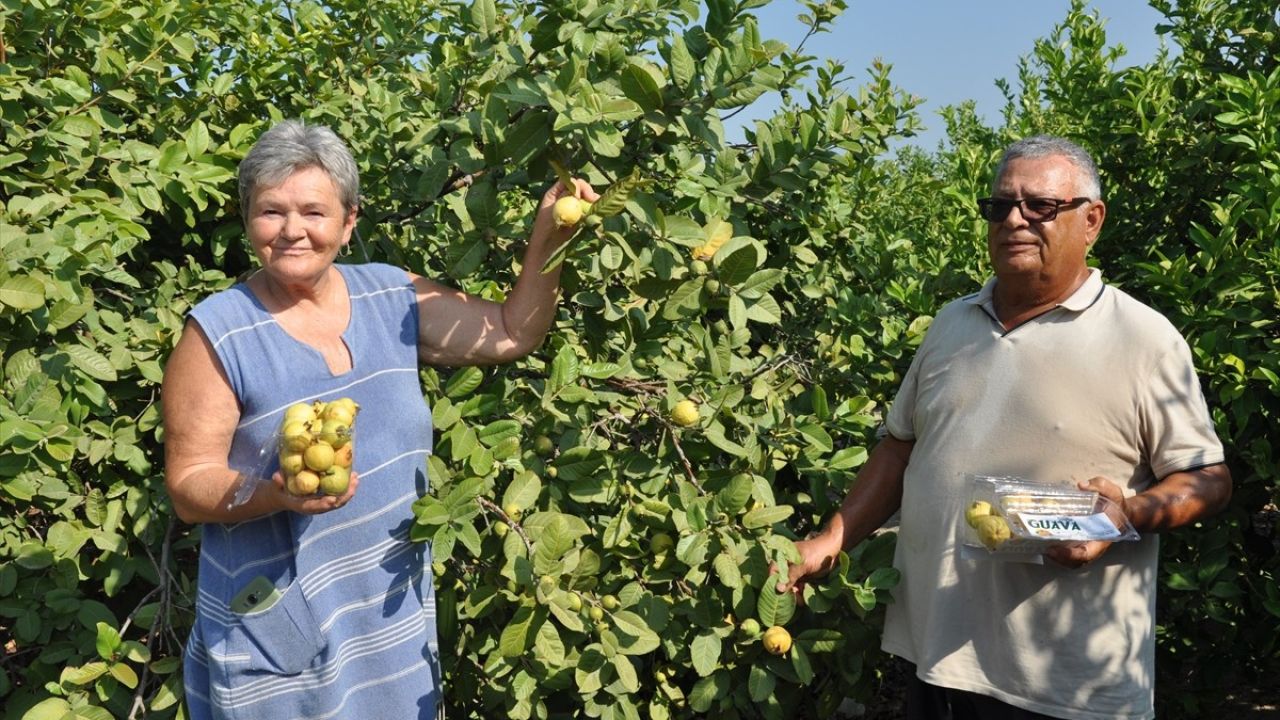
[183,262,438,720]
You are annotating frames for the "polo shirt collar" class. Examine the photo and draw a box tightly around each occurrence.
[965,267,1105,316]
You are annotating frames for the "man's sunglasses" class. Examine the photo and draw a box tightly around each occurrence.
[976,196,1091,223]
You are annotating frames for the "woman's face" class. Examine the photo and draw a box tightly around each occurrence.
[246,166,355,284]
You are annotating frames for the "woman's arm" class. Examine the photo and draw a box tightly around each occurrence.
[161,321,355,523]
[413,178,599,367]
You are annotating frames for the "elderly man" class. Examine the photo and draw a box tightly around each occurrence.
[784,135,1231,719]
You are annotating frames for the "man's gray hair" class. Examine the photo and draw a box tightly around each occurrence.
[994,135,1102,200]
[238,120,360,214]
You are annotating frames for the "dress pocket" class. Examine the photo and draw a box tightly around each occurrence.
[232,575,326,675]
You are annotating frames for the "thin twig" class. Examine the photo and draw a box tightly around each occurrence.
[127,517,176,720]
[645,409,704,492]
[477,496,533,556]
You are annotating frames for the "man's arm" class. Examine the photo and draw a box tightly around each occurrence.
[1047,464,1232,568]
[779,435,914,593]
[1119,463,1232,532]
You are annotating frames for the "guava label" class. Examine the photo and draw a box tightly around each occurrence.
[1015,512,1121,541]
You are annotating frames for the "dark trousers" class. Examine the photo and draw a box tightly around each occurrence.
[905,667,1062,720]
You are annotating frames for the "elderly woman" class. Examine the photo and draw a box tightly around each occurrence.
[161,120,597,719]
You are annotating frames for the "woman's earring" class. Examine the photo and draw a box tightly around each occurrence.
[339,241,352,258]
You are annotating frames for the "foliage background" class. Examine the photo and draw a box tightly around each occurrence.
[0,0,1276,717]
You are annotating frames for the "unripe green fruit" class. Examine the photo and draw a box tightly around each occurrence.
[567,592,583,612]
[602,594,620,610]
[534,435,555,457]
[503,503,522,521]
[318,419,350,448]
[589,606,605,621]
[650,532,675,554]
[546,466,558,479]
[739,618,761,638]
[319,466,350,495]
[691,259,709,275]
[704,279,721,295]
[494,521,510,537]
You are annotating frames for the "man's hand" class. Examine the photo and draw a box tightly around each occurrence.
[1045,476,1128,569]
[776,533,843,601]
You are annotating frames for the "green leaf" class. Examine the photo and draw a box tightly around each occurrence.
[0,276,46,310]
[109,661,139,688]
[745,293,782,324]
[742,504,793,529]
[620,63,663,113]
[150,675,181,711]
[796,628,845,653]
[668,35,696,88]
[713,553,743,588]
[748,663,775,701]
[756,583,796,626]
[796,423,833,453]
[503,470,542,511]
[500,606,539,657]
[610,610,657,642]
[60,661,109,687]
[444,366,484,399]
[185,120,211,157]
[715,238,763,284]
[470,0,497,36]
[501,109,550,167]
[46,293,91,326]
[690,631,721,677]
[534,620,566,667]
[20,698,72,720]
[65,344,117,382]
[552,447,604,482]
[828,445,868,470]
[592,168,643,218]
[16,542,54,570]
[534,516,575,573]
[95,622,122,660]
[689,671,728,713]
[704,422,747,456]
[613,655,640,693]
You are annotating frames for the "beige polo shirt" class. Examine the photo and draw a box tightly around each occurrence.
[882,268,1224,720]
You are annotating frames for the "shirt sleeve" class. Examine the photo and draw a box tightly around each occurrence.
[884,346,924,442]
[1138,334,1226,479]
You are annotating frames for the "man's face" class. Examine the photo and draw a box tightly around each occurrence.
[987,155,1105,283]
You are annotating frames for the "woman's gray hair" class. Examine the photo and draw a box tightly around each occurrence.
[238,120,360,214]
[994,135,1102,200]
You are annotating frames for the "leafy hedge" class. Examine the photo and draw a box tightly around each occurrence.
[0,0,1276,718]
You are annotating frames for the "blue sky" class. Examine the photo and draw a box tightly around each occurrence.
[726,0,1171,148]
